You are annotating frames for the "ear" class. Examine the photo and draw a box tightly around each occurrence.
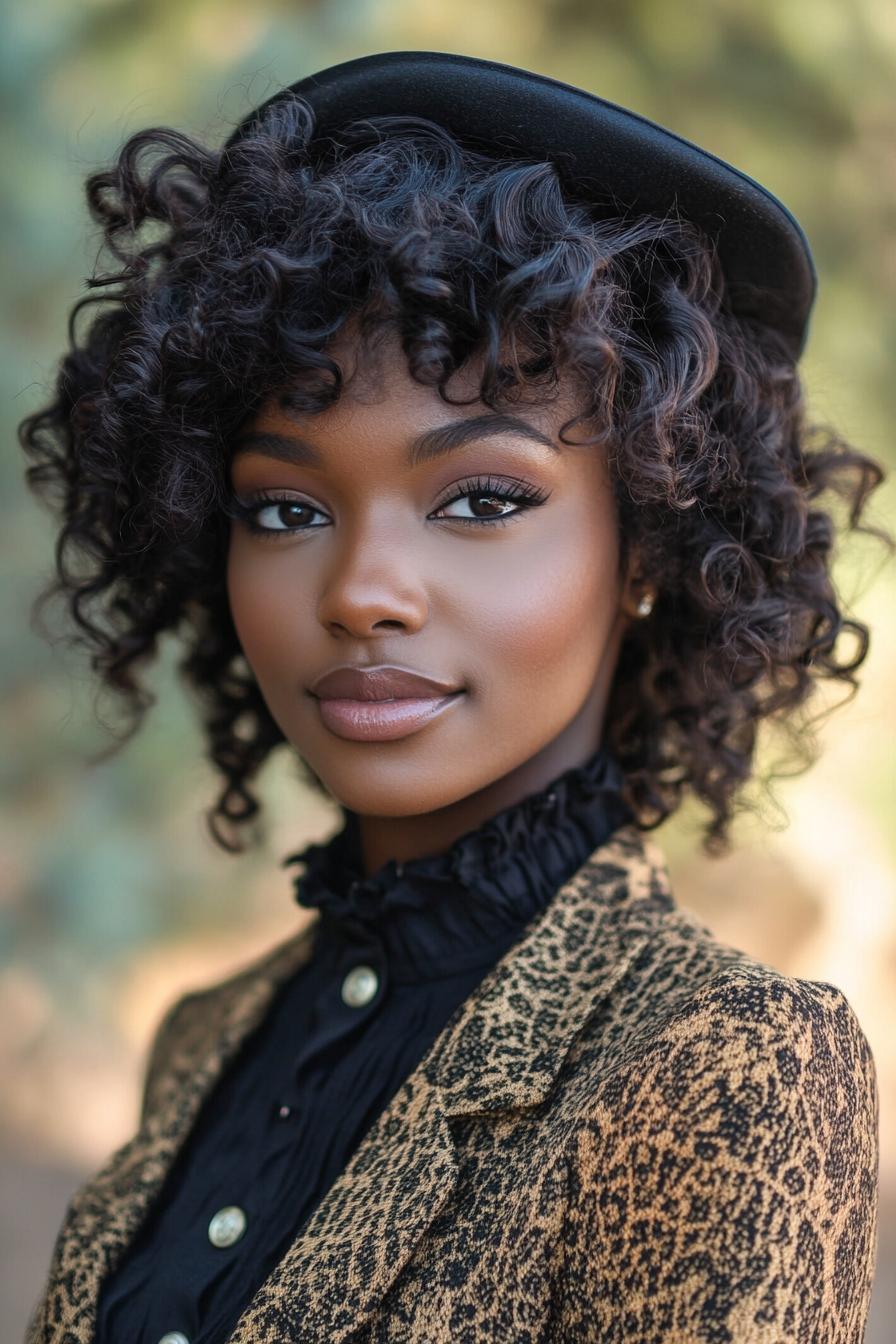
[619,547,657,622]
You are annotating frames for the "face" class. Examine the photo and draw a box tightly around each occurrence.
[226,321,639,867]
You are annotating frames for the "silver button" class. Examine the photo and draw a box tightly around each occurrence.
[341,964,379,1007]
[158,1334,190,1344]
[208,1204,247,1248]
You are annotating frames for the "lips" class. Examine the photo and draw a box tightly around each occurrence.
[308,664,465,743]
[309,665,462,701]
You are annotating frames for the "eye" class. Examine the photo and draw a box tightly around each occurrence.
[430,475,550,527]
[224,473,551,541]
[224,491,328,539]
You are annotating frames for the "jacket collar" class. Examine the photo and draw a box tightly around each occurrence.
[433,819,674,1117]
[35,821,675,1343]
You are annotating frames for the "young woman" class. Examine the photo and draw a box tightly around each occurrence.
[19,50,888,1344]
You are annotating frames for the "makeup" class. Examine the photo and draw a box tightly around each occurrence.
[313,690,465,742]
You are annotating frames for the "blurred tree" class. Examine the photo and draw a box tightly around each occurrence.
[2,0,893,1049]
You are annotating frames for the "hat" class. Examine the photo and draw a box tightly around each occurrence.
[223,50,817,361]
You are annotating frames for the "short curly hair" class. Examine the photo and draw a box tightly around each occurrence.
[18,92,891,857]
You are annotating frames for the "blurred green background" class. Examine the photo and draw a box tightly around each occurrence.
[3,0,895,1336]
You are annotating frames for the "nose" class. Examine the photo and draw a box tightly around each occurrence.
[317,528,429,638]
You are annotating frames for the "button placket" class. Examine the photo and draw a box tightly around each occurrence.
[334,898,385,1010]
[340,963,380,1007]
[207,1205,248,1248]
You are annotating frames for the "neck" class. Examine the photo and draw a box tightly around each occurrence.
[355,707,608,876]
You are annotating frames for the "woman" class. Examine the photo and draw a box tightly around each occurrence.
[19,50,887,1344]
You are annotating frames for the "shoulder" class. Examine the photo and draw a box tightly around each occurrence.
[564,941,879,1342]
[565,889,879,1226]
[634,957,879,1142]
[566,887,875,1193]
[593,874,878,1096]
[642,904,878,1107]
[604,897,879,1137]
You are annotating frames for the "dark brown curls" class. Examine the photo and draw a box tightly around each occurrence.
[18,94,893,856]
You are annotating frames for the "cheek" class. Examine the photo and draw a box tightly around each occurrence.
[224,486,620,700]
[463,503,619,689]
[225,538,303,670]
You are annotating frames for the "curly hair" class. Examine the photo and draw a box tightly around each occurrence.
[18,91,892,858]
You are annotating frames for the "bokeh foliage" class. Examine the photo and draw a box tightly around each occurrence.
[3,0,894,1044]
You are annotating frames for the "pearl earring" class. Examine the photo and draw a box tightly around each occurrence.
[636,592,654,617]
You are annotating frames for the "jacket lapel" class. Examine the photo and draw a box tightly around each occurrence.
[223,821,675,1343]
[31,821,674,1344]
[29,925,320,1343]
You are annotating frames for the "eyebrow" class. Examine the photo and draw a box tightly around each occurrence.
[232,412,561,469]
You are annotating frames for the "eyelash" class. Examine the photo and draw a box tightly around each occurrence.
[224,475,551,541]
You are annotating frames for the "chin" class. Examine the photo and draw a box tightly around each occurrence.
[307,759,471,820]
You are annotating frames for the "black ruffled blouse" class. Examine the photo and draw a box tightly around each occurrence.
[94,744,632,1344]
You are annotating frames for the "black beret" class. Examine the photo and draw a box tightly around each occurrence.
[223,49,817,361]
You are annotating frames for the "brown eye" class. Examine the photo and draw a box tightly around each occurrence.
[225,474,552,541]
[437,492,520,520]
[225,492,328,539]
[430,474,550,527]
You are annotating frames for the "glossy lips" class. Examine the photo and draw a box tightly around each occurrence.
[308,664,465,742]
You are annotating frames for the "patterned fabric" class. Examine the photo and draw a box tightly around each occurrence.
[25,822,879,1343]
[283,742,632,955]
[90,745,632,1343]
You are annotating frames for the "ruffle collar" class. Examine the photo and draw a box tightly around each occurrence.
[280,744,633,982]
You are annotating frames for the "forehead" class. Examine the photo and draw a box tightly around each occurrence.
[248,319,595,442]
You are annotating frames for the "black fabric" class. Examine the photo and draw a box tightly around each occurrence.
[94,745,632,1344]
[223,50,817,359]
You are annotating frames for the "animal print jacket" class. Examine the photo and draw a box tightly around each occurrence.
[25,822,879,1343]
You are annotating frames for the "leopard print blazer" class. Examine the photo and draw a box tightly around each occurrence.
[24,821,879,1343]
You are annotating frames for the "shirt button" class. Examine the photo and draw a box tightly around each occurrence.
[341,964,379,1007]
[158,1334,190,1344]
[275,1103,293,1120]
[208,1205,248,1248]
